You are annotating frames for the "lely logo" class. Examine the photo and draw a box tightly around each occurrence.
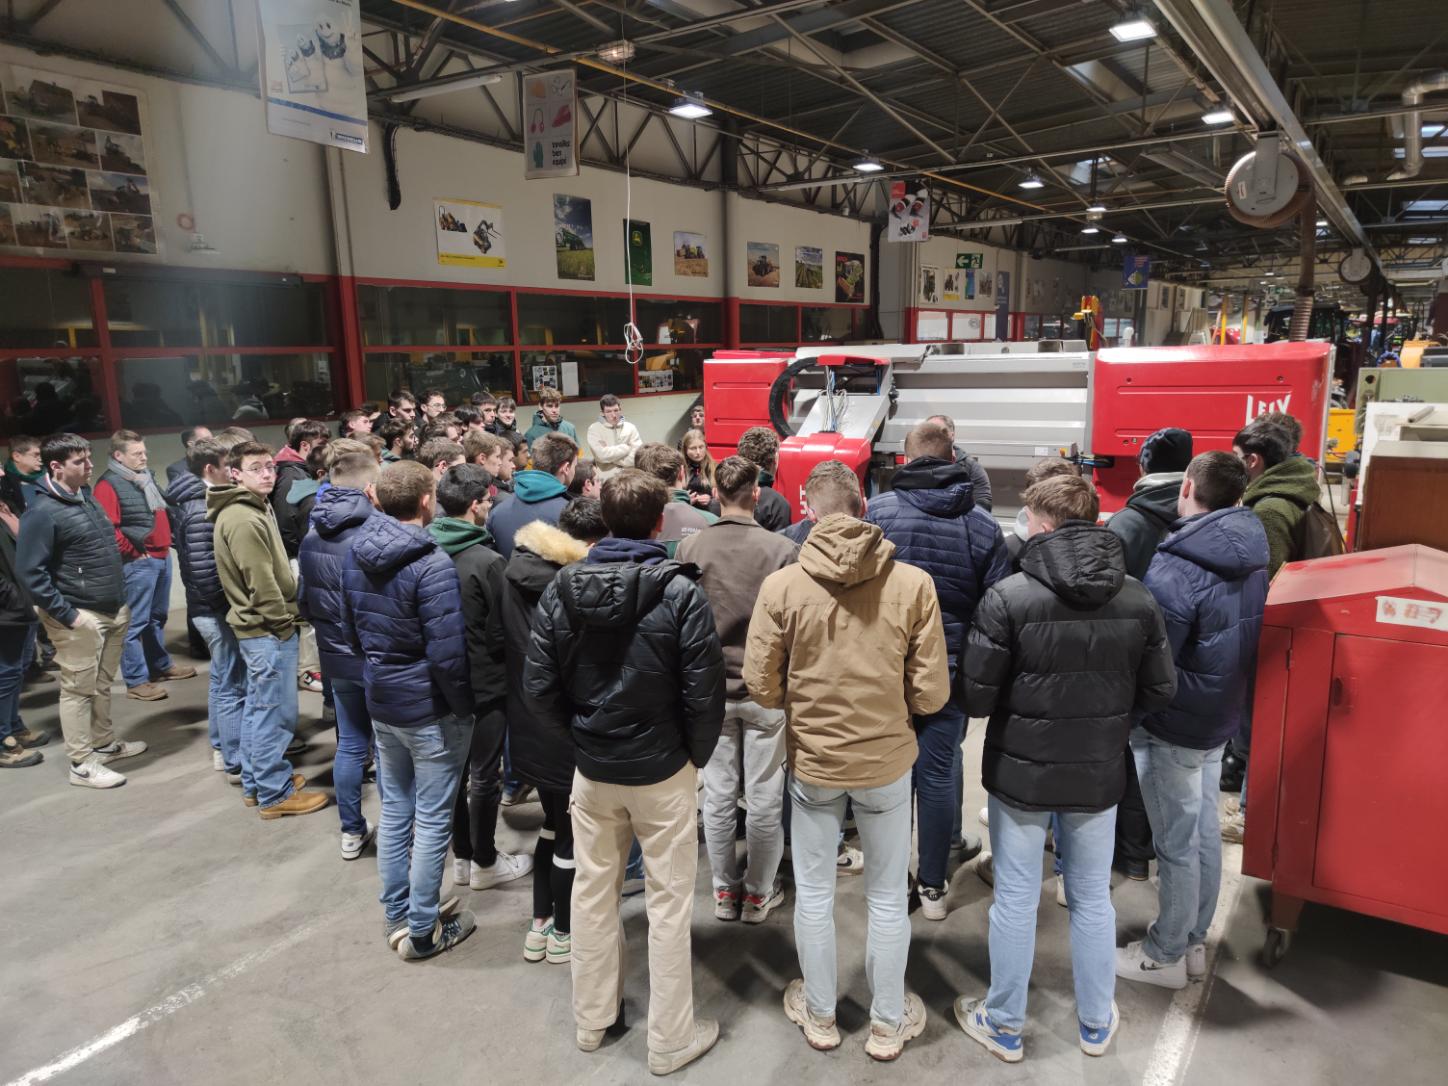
[1245,392,1291,424]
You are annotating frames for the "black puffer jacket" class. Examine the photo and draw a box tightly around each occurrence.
[1107,472,1184,580]
[963,522,1177,812]
[167,470,226,617]
[16,479,124,625]
[523,535,725,786]
[0,520,35,626]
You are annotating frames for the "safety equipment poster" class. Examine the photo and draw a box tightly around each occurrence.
[434,199,506,268]
[257,0,368,153]
[524,70,578,179]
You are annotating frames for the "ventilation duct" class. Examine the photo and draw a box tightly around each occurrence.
[1387,71,1448,180]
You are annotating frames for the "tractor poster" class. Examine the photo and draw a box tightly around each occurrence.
[553,194,594,280]
[257,0,368,152]
[835,250,865,303]
[625,218,652,286]
[434,199,506,268]
[795,246,823,289]
[674,231,708,277]
[523,70,578,179]
[747,241,780,287]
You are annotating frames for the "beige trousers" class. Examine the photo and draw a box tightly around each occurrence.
[570,763,699,1054]
[39,606,130,764]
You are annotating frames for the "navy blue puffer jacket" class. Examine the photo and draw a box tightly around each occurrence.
[340,513,472,727]
[866,458,1011,667]
[1140,506,1269,750]
[167,470,226,618]
[297,485,374,682]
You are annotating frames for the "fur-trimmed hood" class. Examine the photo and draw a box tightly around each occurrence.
[514,519,589,566]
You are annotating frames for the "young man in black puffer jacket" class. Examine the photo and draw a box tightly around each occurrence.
[954,473,1176,1065]
[524,469,725,1078]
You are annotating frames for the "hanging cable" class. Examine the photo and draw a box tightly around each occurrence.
[617,16,643,366]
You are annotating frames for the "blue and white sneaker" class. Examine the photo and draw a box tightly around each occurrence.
[1079,1001,1120,1057]
[954,996,1023,1063]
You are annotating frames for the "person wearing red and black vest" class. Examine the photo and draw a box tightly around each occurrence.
[93,430,196,703]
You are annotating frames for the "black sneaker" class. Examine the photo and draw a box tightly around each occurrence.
[398,910,477,961]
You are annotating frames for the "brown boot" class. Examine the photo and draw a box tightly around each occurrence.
[1,736,43,768]
[157,664,198,681]
[259,788,329,820]
[10,727,50,748]
[126,682,168,701]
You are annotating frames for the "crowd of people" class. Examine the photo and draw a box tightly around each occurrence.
[0,385,1330,1074]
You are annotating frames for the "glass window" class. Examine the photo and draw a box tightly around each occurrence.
[0,268,98,349]
[357,285,512,347]
[802,306,862,343]
[1021,315,1042,340]
[103,277,327,348]
[634,299,722,345]
[739,304,797,343]
[520,350,632,399]
[637,348,704,395]
[363,351,515,406]
[114,353,338,429]
[1,355,108,436]
[516,294,630,346]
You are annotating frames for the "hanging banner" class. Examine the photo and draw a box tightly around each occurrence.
[434,199,506,268]
[886,180,929,242]
[523,70,578,178]
[1122,252,1152,289]
[257,0,368,152]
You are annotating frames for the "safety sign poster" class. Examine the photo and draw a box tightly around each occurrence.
[434,198,507,268]
[524,70,578,179]
[257,0,368,153]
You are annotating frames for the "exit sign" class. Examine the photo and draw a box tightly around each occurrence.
[955,252,983,269]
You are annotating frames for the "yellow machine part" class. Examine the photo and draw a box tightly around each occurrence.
[1324,406,1356,464]
[1399,340,1431,368]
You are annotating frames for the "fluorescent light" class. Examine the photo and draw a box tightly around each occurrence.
[852,155,884,173]
[1081,225,1100,234]
[1019,172,1044,189]
[669,95,712,120]
[1316,218,1328,227]
[1086,202,1107,213]
[1111,234,1128,243]
[1110,15,1157,42]
[1202,109,1235,125]
[388,72,501,102]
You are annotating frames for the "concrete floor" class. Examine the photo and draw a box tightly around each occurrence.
[3,618,1446,1086]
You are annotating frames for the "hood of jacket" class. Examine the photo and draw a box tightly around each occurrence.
[513,468,568,504]
[530,410,563,433]
[1020,522,1126,607]
[274,445,305,465]
[798,514,895,587]
[166,469,206,506]
[1125,472,1184,529]
[587,536,669,566]
[514,519,590,568]
[311,485,373,540]
[429,515,494,556]
[205,483,267,521]
[1159,506,1269,580]
[350,513,436,575]
[1244,455,1320,507]
[286,477,321,506]
[557,540,685,629]
[889,457,976,518]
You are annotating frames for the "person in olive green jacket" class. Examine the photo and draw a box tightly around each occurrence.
[636,443,717,557]
[1233,417,1321,579]
[208,440,327,821]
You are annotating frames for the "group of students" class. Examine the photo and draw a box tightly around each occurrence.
[0,384,1323,1075]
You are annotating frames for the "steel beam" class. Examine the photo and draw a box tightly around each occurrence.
[159,0,235,75]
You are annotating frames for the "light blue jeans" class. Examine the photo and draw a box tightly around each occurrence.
[192,615,244,773]
[376,715,473,938]
[1131,728,1225,964]
[236,631,299,808]
[986,795,1116,1033]
[332,677,374,836]
[120,556,174,688]
[790,770,912,1027]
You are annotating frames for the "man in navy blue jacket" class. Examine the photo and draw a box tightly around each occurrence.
[1116,451,1268,991]
[341,460,475,962]
[866,420,1010,918]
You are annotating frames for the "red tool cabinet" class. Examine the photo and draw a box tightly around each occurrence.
[1243,544,1448,965]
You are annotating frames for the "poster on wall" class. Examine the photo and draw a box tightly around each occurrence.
[257,0,368,152]
[434,199,506,268]
[674,231,708,277]
[942,270,960,303]
[523,70,578,179]
[835,250,865,303]
[964,269,975,300]
[531,362,559,391]
[1,67,157,255]
[747,241,780,287]
[625,219,652,286]
[1122,252,1151,289]
[978,271,993,298]
[886,180,930,242]
[553,194,594,280]
[919,264,940,304]
[794,246,823,288]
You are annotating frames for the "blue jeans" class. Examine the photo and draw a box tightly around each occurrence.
[376,715,473,937]
[1131,729,1225,964]
[119,556,174,688]
[986,795,1117,1033]
[0,623,33,741]
[236,632,299,808]
[914,699,965,888]
[790,770,913,1027]
[192,615,244,773]
[332,677,374,835]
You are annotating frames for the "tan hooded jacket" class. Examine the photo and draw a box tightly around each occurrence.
[743,513,949,789]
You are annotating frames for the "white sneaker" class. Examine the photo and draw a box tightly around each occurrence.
[95,740,147,763]
[470,851,533,890]
[1055,875,1068,908]
[919,882,949,921]
[1221,811,1245,844]
[978,805,990,828]
[1115,940,1187,990]
[212,748,225,771]
[341,820,376,861]
[69,754,126,789]
[836,845,864,875]
[1186,942,1207,979]
[975,850,994,887]
[453,857,470,885]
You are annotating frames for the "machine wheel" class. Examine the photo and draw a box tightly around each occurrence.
[1262,926,1292,969]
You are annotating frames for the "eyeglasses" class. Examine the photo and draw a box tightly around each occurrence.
[239,462,277,476]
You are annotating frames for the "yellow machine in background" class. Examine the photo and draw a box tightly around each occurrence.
[1325,407,1356,467]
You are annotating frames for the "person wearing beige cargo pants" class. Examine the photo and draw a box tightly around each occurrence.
[40,605,129,763]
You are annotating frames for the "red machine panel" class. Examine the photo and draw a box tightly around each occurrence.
[701,350,793,462]
[1092,343,1332,512]
[776,433,873,525]
[1243,544,1448,946]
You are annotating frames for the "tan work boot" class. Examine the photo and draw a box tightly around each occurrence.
[258,788,328,820]
[126,682,168,701]
[243,773,306,808]
[156,664,198,681]
[648,1018,719,1076]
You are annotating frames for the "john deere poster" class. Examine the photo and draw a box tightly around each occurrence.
[553,193,594,280]
[625,218,652,286]
[747,241,780,287]
[435,199,506,268]
[835,250,865,303]
[795,246,823,288]
[674,231,708,277]
[257,0,367,152]
[523,70,578,179]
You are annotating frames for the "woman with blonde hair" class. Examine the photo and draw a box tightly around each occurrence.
[679,428,717,512]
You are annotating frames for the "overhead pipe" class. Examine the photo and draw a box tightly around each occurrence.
[1387,70,1448,180]
[1289,203,1316,341]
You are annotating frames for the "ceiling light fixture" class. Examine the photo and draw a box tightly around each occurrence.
[1081,225,1100,234]
[1202,109,1234,125]
[1110,10,1158,42]
[388,72,501,103]
[1111,234,1128,244]
[1086,201,1107,213]
[1019,171,1045,189]
[1316,218,1329,227]
[597,40,636,65]
[852,152,884,173]
[668,94,712,120]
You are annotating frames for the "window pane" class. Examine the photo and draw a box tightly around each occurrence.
[516,294,630,346]
[520,350,631,399]
[114,353,338,429]
[739,304,796,343]
[0,268,97,349]
[204,280,328,347]
[1,355,108,436]
[103,278,202,347]
[357,285,513,347]
[363,351,514,406]
[637,348,704,395]
[634,299,722,345]
[1022,315,1042,340]
[801,306,860,343]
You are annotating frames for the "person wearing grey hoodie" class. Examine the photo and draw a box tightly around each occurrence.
[1107,428,1193,581]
